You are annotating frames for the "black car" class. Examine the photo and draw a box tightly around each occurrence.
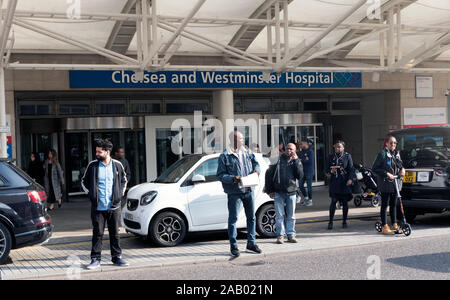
[0,159,52,264]
[391,126,450,221]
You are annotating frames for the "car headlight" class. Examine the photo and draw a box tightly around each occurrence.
[140,191,158,206]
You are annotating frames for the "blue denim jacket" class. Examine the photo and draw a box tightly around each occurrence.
[217,147,261,195]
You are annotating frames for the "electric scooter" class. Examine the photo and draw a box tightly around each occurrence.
[375,175,412,236]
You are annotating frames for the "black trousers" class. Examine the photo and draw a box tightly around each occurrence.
[91,208,122,260]
[329,195,349,223]
[380,193,397,226]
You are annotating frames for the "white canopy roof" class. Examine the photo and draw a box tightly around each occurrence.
[1,0,450,72]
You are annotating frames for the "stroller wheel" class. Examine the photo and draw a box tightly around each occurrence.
[402,224,412,236]
[354,196,362,207]
[371,195,381,207]
[375,221,382,232]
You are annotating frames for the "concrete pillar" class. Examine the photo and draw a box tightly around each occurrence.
[0,68,6,158]
[212,89,234,151]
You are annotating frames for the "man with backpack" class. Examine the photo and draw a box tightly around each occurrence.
[265,143,304,244]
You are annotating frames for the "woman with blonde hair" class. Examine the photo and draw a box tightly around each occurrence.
[44,149,65,211]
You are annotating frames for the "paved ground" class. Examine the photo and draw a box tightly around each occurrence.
[1,187,449,280]
[42,232,450,280]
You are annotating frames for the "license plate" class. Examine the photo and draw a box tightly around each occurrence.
[403,171,416,183]
[124,213,133,221]
[417,171,430,182]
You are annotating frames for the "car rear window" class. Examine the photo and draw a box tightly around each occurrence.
[0,162,32,188]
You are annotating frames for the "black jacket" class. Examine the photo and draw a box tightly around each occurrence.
[116,157,131,184]
[326,152,354,197]
[372,148,404,194]
[264,154,304,196]
[81,159,128,210]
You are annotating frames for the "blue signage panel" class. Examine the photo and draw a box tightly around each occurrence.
[70,70,362,89]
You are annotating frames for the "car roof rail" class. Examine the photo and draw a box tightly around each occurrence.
[0,158,16,164]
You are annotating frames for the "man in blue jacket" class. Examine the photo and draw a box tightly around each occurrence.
[298,139,315,206]
[217,130,261,258]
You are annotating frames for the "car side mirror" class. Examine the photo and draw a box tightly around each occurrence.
[191,174,206,184]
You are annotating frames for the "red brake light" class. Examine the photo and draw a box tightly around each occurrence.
[28,191,47,203]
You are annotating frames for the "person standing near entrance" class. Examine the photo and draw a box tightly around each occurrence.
[298,139,315,206]
[27,152,45,186]
[266,143,303,244]
[217,130,262,258]
[114,146,131,185]
[372,134,405,235]
[82,139,129,269]
[44,149,64,211]
[326,140,354,230]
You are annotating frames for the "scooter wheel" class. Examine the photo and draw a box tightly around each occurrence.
[375,221,382,232]
[402,224,412,236]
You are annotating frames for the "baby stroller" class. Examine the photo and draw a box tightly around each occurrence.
[353,164,381,208]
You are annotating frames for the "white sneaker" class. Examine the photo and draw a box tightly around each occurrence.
[300,197,309,206]
[305,199,313,207]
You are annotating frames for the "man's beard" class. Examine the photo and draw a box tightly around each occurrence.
[96,155,106,162]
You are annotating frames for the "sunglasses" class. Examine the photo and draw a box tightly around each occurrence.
[389,142,398,145]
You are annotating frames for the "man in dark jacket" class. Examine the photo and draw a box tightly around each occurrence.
[266,143,303,244]
[372,134,405,235]
[298,139,314,206]
[82,139,128,269]
[114,146,131,185]
[217,130,261,258]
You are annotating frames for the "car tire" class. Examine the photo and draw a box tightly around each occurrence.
[256,203,277,238]
[149,211,187,247]
[0,222,12,265]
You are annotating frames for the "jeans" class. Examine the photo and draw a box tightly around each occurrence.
[227,192,256,248]
[299,173,314,199]
[91,208,122,260]
[274,192,297,237]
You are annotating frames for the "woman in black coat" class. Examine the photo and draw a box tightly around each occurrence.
[27,152,45,186]
[326,140,354,230]
[372,134,405,235]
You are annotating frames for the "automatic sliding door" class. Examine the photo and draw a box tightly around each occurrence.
[66,132,89,194]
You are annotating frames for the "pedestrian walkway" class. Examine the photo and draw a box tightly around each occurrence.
[1,187,449,280]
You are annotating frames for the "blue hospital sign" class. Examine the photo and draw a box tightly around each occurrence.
[69,70,362,89]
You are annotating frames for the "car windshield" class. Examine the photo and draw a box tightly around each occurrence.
[395,129,450,167]
[154,155,204,183]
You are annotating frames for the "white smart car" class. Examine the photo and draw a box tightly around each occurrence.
[122,153,276,246]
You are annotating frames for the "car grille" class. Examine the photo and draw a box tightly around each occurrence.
[126,198,139,211]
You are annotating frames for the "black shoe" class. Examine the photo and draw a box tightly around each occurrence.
[230,246,240,258]
[328,222,333,230]
[246,243,262,254]
[112,257,129,267]
[58,201,62,208]
[342,222,348,229]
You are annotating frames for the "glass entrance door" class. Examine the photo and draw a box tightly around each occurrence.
[65,129,146,196]
[66,132,89,194]
[277,124,325,184]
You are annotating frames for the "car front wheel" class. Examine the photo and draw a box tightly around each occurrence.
[256,203,277,238]
[149,211,187,247]
[0,222,12,265]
